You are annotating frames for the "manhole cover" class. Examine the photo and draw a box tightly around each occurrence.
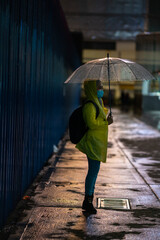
[97,198,131,210]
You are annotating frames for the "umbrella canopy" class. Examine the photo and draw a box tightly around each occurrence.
[65,57,154,83]
[65,54,155,116]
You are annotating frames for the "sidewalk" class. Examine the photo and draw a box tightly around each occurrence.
[4,109,160,240]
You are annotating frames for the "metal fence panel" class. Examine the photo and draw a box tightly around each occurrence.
[0,0,80,228]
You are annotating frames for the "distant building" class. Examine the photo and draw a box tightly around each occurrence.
[60,0,160,111]
[136,33,160,111]
[60,0,148,62]
[136,0,160,111]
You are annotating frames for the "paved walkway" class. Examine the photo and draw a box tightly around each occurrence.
[4,109,160,239]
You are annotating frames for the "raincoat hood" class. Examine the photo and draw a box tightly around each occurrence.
[84,80,97,100]
[84,80,106,119]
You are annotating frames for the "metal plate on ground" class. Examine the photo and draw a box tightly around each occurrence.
[97,198,131,210]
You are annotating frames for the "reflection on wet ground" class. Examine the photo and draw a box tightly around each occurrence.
[139,111,160,131]
[112,108,160,186]
[119,137,160,183]
[120,138,160,160]
[121,107,160,132]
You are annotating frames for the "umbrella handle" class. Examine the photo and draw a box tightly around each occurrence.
[107,53,112,116]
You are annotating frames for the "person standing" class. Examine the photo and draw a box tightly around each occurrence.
[76,80,113,214]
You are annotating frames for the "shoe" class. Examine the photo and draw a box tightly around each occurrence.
[82,194,97,214]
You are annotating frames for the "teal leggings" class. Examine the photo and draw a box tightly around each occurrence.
[85,157,101,196]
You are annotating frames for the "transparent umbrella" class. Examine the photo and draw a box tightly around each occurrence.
[65,53,155,115]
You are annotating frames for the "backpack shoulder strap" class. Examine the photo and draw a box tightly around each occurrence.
[84,100,99,119]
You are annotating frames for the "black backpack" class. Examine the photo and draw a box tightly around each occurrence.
[69,100,99,144]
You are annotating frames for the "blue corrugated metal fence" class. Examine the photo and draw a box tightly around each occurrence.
[0,0,80,228]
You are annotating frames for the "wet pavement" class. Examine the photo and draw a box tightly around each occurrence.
[1,109,160,240]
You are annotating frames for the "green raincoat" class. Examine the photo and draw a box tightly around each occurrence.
[76,80,108,163]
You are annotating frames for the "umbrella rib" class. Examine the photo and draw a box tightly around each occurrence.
[99,60,106,80]
[85,62,97,80]
[122,60,138,80]
[111,58,119,81]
